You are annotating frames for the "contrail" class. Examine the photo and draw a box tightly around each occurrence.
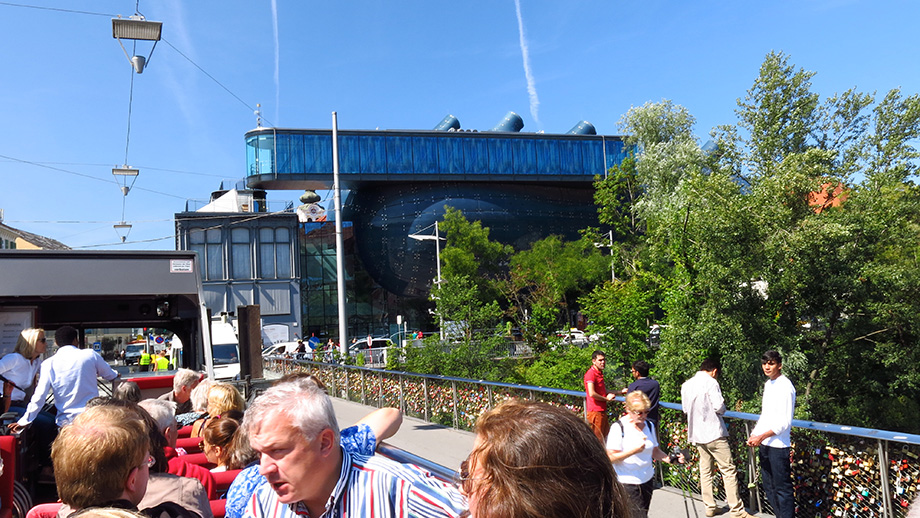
[271,0,280,124]
[514,0,540,126]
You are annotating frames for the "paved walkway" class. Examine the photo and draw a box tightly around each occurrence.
[330,397,720,518]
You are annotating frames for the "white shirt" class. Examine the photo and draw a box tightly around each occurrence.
[751,374,796,448]
[681,371,727,444]
[606,417,658,485]
[0,352,42,401]
[18,345,119,427]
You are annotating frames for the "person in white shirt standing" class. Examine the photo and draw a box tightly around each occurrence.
[681,358,754,518]
[746,350,796,518]
[12,325,119,431]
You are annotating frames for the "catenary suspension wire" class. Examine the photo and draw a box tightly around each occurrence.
[124,44,136,166]
[162,39,274,127]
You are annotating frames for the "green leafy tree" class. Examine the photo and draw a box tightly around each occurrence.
[502,233,608,350]
[621,52,920,432]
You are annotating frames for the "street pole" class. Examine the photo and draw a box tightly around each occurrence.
[333,112,348,356]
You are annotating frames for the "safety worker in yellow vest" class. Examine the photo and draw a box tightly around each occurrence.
[139,350,152,372]
[153,350,170,371]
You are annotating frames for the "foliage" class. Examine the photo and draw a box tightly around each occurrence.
[402,333,514,382]
[519,345,598,392]
[579,273,661,375]
[502,233,609,349]
[624,52,920,432]
[387,52,920,434]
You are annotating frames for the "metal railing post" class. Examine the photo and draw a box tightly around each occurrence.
[330,363,337,397]
[451,380,459,429]
[879,439,892,518]
[744,421,762,514]
[423,377,430,423]
[378,371,383,407]
[399,374,405,414]
[487,385,493,409]
[360,369,367,405]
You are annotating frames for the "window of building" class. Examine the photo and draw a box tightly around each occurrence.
[259,227,291,279]
[189,227,224,280]
[231,227,252,279]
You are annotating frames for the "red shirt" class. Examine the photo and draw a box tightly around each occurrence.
[584,366,607,412]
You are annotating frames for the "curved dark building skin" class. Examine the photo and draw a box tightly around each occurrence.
[245,117,629,335]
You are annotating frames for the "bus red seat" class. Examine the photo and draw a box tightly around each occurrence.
[120,375,175,400]
[25,503,61,518]
[176,436,203,453]
[211,470,242,493]
[0,435,16,518]
[209,499,226,518]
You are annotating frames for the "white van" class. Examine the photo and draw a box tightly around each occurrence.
[211,320,240,380]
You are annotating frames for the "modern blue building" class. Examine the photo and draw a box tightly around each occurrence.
[244,114,629,339]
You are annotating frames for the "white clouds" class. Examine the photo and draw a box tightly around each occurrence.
[514,0,540,127]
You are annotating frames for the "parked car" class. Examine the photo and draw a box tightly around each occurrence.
[124,343,144,365]
[349,338,393,352]
[555,328,589,346]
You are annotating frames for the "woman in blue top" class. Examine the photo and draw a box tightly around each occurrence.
[224,374,402,518]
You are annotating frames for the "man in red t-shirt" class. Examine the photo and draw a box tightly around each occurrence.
[584,350,615,442]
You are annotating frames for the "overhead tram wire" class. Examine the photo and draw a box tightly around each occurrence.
[161,39,274,127]
[0,153,186,200]
[0,2,115,17]
[0,159,228,179]
[79,206,304,249]
[1,2,272,126]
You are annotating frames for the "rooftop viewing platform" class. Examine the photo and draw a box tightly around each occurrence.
[244,124,629,190]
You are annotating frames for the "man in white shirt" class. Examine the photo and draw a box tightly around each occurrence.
[681,359,753,518]
[13,325,119,431]
[746,350,796,518]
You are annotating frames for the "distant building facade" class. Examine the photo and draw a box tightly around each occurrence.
[0,212,70,250]
[242,114,630,341]
[174,186,301,343]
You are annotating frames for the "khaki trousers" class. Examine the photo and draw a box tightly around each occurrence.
[697,437,745,515]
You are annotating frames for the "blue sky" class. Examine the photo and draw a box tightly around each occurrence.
[2,0,919,249]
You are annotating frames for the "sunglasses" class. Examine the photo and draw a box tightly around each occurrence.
[457,458,481,495]
[630,409,650,416]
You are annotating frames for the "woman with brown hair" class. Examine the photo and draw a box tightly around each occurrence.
[461,398,631,518]
[201,411,243,472]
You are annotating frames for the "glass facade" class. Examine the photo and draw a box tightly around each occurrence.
[245,129,627,183]
[243,126,632,339]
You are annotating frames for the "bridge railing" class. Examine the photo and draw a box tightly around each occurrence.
[265,357,920,518]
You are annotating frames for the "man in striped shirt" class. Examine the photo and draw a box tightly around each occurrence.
[242,378,466,518]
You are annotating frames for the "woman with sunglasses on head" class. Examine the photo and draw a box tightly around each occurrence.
[461,398,631,518]
[607,390,683,518]
[0,328,48,414]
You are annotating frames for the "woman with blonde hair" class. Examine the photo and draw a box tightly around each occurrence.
[606,390,683,518]
[0,328,47,413]
[461,398,631,518]
[191,382,244,437]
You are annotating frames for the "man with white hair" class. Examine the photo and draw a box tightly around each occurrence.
[139,398,216,501]
[242,379,465,518]
[158,369,201,415]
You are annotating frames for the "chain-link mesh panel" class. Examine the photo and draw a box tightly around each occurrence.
[266,360,920,518]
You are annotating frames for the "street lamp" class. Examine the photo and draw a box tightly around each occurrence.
[594,230,616,282]
[112,15,162,73]
[408,222,446,339]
